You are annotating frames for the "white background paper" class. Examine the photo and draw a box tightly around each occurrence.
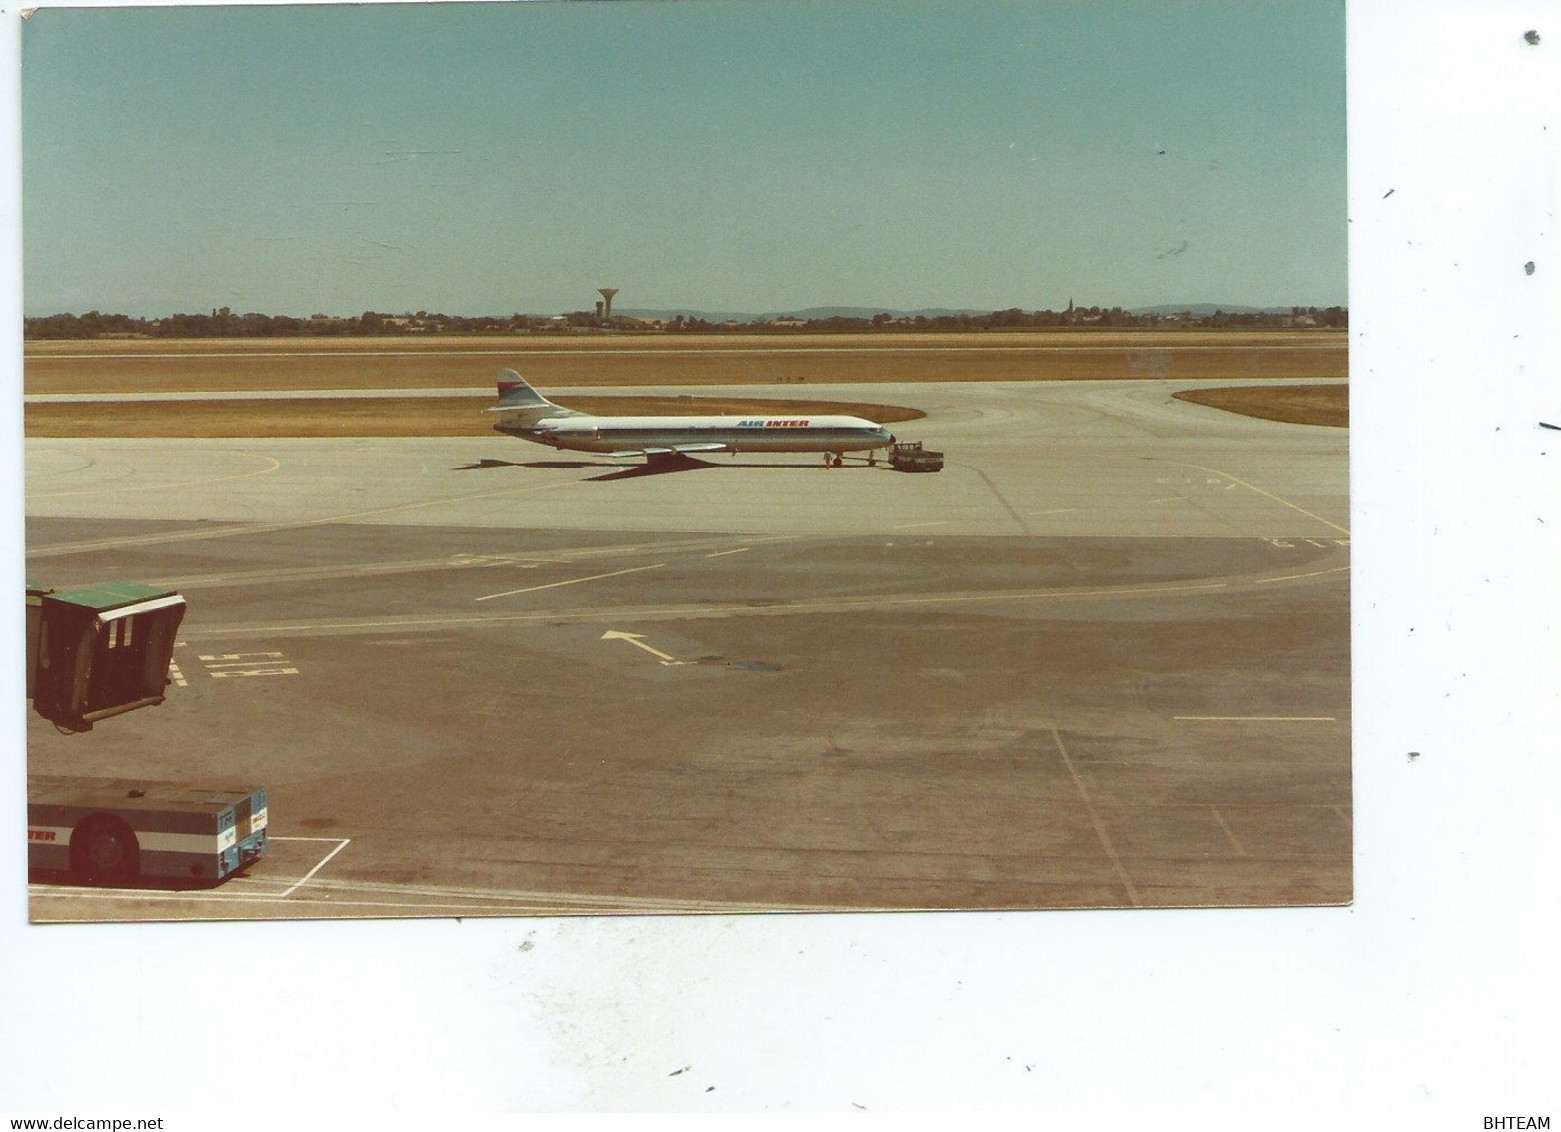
[2,0,1557,1120]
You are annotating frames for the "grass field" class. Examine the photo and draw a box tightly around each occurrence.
[24,331,1347,436]
[1172,383,1348,427]
[24,330,1348,396]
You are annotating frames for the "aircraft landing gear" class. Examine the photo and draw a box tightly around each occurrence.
[824,452,843,468]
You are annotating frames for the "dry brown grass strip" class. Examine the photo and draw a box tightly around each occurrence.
[1171,384,1347,427]
[24,331,1347,395]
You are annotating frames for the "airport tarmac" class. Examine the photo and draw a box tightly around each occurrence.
[24,378,1350,920]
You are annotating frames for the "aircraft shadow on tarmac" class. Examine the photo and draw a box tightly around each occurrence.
[454,457,597,471]
[584,455,721,481]
[451,456,706,478]
[456,455,882,481]
[584,458,887,481]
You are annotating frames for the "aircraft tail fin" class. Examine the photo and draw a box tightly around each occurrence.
[493,369,560,410]
[487,369,586,422]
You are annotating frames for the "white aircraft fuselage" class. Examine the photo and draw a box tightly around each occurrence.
[487,370,896,461]
[529,414,894,455]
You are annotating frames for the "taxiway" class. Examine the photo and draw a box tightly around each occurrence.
[25,378,1350,920]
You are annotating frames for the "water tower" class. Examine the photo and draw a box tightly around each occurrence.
[597,288,619,323]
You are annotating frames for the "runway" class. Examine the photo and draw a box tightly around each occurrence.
[24,377,1350,920]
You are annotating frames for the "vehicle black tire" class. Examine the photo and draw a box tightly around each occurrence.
[70,815,140,883]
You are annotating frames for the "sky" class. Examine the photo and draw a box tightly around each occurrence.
[22,0,1346,318]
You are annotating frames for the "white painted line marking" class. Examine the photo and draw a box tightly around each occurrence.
[475,562,666,602]
[1028,508,1078,516]
[1149,496,1184,504]
[190,563,1350,640]
[600,630,684,665]
[1164,460,1351,537]
[449,554,541,569]
[29,456,282,502]
[1050,727,1141,908]
[1254,567,1348,586]
[1174,715,1337,722]
[1210,808,1248,857]
[28,888,828,917]
[28,872,825,915]
[279,837,351,899]
[891,520,948,530]
[704,547,751,558]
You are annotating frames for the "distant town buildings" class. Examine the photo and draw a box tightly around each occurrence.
[24,298,1347,340]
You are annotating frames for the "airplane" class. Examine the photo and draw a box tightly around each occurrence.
[485,369,897,466]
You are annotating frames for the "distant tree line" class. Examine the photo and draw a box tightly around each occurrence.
[25,304,1347,340]
[23,308,536,340]
[728,305,1345,332]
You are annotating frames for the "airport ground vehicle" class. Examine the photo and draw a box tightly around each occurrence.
[25,580,269,884]
[27,775,268,883]
[28,580,188,731]
[888,441,945,472]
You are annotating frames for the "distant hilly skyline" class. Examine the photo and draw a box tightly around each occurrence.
[616,306,988,323]
[617,303,1323,324]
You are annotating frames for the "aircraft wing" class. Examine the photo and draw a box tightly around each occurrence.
[604,443,731,459]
